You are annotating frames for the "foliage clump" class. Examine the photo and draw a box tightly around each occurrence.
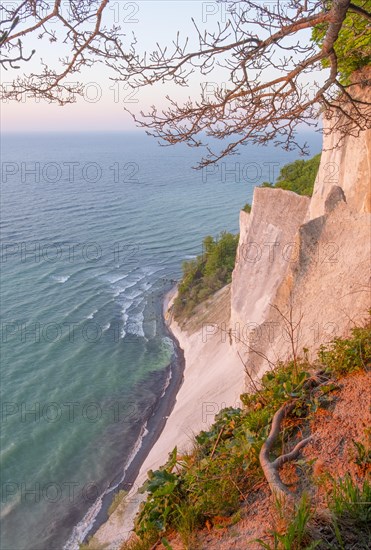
[261,154,321,197]
[318,325,370,375]
[173,232,238,319]
[312,0,371,85]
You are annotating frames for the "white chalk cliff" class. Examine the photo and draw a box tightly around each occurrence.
[309,79,371,220]
[231,82,371,382]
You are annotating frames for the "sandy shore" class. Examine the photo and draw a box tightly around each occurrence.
[91,285,244,549]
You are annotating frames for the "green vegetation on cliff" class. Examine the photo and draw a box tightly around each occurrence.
[242,202,252,213]
[173,232,239,320]
[242,153,321,215]
[312,0,371,85]
[260,153,321,197]
[122,324,370,550]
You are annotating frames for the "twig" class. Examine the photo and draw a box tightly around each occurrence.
[210,426,225,460]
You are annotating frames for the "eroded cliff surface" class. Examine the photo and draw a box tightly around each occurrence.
[231,189,309,345]
[231,87,371,383]
[309,79,371,220]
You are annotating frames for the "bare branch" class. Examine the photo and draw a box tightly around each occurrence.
[1,0,369,155]
[116,0,370,167]
[0,0,126,104]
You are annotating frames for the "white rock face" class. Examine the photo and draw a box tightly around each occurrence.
[259,202,370,370]
[309,110,371,220]
[239,209,251,243]
[310,74,371,219]
[231,188,309,344]
[231,85,371,385]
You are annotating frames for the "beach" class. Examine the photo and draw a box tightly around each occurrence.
[91,284,244,549]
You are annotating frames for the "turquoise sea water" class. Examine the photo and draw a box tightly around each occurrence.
[0,131,321,549]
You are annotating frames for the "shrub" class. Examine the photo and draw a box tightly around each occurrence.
[173,231,238,319]
[261,154,321,197]
[318,325,371,375]
[135,448,182,536]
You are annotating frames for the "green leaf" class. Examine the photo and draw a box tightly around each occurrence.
[161,538,173,550]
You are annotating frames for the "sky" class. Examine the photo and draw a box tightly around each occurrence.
[1,1,321,133]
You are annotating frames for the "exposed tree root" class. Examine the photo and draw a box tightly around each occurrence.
[259,402,312,502]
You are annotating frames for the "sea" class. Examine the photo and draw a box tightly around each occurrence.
[0,131,321,549]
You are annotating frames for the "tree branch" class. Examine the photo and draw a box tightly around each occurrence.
[349,2,371,20]
[120,0,370,167]
[0,0,125,104]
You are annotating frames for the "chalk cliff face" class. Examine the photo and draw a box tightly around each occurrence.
[231,87,371,382]
[308,117,371,219]
[309,87,371,220]
[231,189,309,342]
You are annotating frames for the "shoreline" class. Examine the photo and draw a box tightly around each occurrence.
[71,285,184,548]
[90,282,244,549]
